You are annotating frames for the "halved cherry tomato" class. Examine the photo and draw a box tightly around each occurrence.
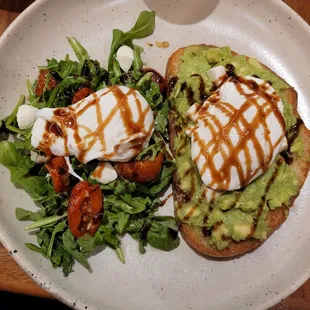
[68,181,103,238]
[114,153,164,184]
[72,87,94,104]
[35,69,58,97]
[45,157,69,193]
[143,68,166,94]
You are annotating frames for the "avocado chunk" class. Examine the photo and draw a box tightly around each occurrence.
[206,47,222,63]
[253,203,271,240]
[214,192,238,211]
[266,162,300,209]
[235,162,276,212]
[210,223,230,250]
[290,135,303,156]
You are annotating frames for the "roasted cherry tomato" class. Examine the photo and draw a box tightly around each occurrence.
[143,68,166,95]
[114,153,164,184]
[45,157,69,193]
[68,181,103,238]
[35,69,58,97]
[72,87,94,104]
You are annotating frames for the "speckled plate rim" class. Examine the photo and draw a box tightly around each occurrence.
[0,0,310,309]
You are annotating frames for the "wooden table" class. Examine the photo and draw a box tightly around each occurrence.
[0,0,310,308]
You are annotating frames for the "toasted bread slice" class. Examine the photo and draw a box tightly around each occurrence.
[166,44,310,257]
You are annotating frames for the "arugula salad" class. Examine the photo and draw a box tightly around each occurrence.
[0,11,179,276]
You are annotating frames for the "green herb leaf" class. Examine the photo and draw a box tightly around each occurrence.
[25,243,45,255]
[61,247,75,276]
[133,45,144,71]
[51,249,62,265]
[46,84,61,108]
[115,246,125,264]
[5,95,25,127]
[108,11,155,70]
[123,11,156,42]
[135,143,162,161]
[0,141,27,168]
[25,213,68,231]
[146,219,180,251]
[117,212,130,234]
[47,220,67,257]
[136,73,163,110]
[67,37,90,63]
[155,100,169,135]
[149,165,175,196]
[57,60,79,79]
[100,177,139,195]
[40,58,59,70]
[105,194,150,214]
[15,208,42,221]
[62,229,91,270]
[152,216,179,231]
[0,141,48,200]
[77,233,103,254]
[139,239,147,254]
[112,58,122,79]
[108,29,125,70]
[26,80,37,104]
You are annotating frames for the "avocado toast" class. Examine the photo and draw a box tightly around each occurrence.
[166,44,310,257]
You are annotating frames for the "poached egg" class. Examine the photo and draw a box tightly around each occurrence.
[31,85,154,163]
[187,68,287,191]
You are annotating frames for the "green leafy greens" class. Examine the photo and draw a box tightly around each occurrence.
[108,11,156,70]
[0,11,179,277]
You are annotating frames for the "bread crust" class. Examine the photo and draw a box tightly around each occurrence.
[167,45,310,257]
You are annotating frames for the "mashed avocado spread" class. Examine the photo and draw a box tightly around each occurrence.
[169,45,301,250]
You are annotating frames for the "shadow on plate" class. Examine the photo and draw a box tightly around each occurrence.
[0,0,35,13]
[143,0,219,25]
[0,292,70,310]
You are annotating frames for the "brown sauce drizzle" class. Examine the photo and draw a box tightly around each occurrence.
[192,76,286,191]
[202,226,211,237]
[191,74,208,102]
[186,87,195,105]
[225,64,235,77]
[37,86,154,163]
[38,121,67,156]
[160,193,173,207]
[180,82,187,92]
[142,68,166,94]
[287,118,303,145]
[251,157,282,234]
[92,162,105,179]
[167,76,179,97]
[175,179,194,205]
[281,118,304,164]
[184,205,198,221]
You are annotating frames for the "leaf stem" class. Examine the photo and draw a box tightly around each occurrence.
[5,95,25,126]
[46,84,61,108]
[115,246,125,264]
[6,125,26,135]
[25,212,68,231]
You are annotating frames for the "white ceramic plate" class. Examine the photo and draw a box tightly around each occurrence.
[0,0,310,309]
